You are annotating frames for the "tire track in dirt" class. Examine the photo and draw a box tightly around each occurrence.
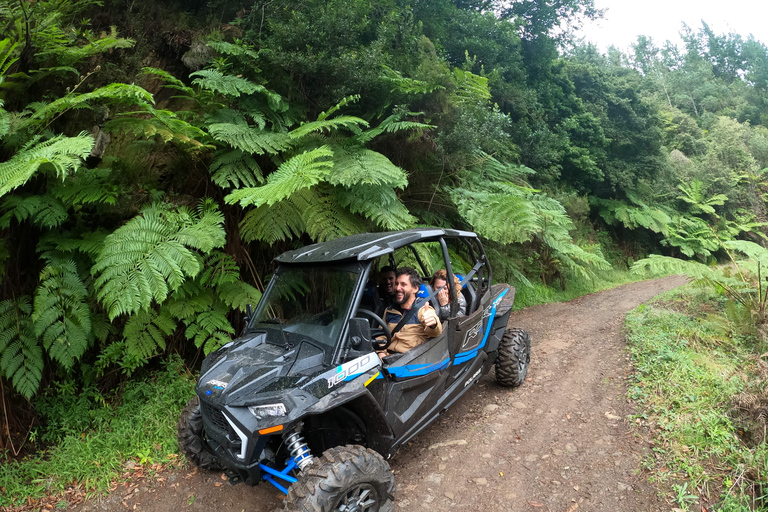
[71,275,687,512]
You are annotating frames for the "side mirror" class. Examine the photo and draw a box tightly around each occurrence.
[347,318,373,353]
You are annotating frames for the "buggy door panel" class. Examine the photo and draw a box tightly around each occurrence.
[381,333,450,439]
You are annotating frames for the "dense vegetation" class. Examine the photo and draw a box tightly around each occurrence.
[2,0,768,507]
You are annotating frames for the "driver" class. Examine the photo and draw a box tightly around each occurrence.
[378,267,442,358]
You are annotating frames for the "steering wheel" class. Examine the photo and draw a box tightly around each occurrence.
[355,309,392,351]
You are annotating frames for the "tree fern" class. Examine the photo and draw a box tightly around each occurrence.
[32,259,91,369]
[36,26,134,66]
[336,185,416,231]
[50,168,118,206]
[380,65,445,95]
[294,188,366,242]
[105,107,211,151]
[0,297,42,398]
[92,201,226,320]
[288,116,368,140]
[140,67,194,96]
[121,308,177,369]
[216,281,261,312]
[191,70,279,105]
[209,149,263,188]
[451,68,492,104]
[592,197,672,235]
[327,145,408,188]
[239,200,305,243]
[207,118,293,155]
[226,146,334,208]
[184,309,234,354]
[0,195,68,228]
[451,187,539,244]
[23,84,153,130]
[0,133,93,196]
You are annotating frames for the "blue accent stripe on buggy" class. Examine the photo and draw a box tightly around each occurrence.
[386,358,450,378]
[453,289,509,366]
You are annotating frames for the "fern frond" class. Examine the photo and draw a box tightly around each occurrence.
[380,65,445,95]
[92,201,226,320]
[200,251,241,287]
[191,70,280,105]
[140,67,194,95]
[632,254,715,280]
[36,26,134,66]
[451,68,491,104]
[336,185,416,230]
[0,195,67,228]
[0,297,42,398]
[207,120,293,155]
[328,146,408,188]
[25,84,153,129]
[209,149,263,188]
[288,116,368,140]
[216,281,262,313]
[293,188,365,242]
[239,200,305,244]
[207,40,261,62]
[184,309,234,354]
[45,229,109,257]
[0,133,93,196]
[451,188,538,244]
[122,308,176,365]
[348,110,434,145]
[50,168,118,206]
[225,146,334,208]
[32,260,91,369]
[106,107,211,150]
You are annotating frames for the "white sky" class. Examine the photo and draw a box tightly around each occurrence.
[579,0,768,52]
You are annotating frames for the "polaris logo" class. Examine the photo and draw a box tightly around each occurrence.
[464,368,482,387]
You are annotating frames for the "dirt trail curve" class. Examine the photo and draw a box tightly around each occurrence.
[73,275,688,512]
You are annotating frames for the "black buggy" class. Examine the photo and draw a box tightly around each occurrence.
[178,229,531,511]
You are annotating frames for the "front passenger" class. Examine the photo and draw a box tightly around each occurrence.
[377,267,442,359]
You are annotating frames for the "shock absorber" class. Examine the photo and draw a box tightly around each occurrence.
[284,430,313,470]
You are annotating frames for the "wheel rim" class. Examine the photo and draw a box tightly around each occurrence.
[334,483,379,512]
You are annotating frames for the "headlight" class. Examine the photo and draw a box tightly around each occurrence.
[248,403,287,419]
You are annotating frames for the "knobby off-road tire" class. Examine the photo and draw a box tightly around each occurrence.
[285,445,395,512]
[177,396,224,471]
[496,328,531,387]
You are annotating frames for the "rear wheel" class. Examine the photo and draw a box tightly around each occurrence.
[496,328,531,387]
[177,396,223,470]
[286,445,394,512]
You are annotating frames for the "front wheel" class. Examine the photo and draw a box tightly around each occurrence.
[286,445,394,512]
[177,396,224,470]
[495,328,531,387]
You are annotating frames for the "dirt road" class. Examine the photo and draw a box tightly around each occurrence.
[73,276,687,512]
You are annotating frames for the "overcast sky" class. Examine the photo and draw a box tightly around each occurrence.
[578,0,768,52]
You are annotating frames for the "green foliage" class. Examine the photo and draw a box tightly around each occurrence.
[0,134,93,196]
[625,287,767,509]
[32,259,91,369]
[0,297,42,398]
[92,201,226,320]
[633,240,768,333]
[0,358,195,507]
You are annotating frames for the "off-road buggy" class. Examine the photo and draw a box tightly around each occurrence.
[177,229,531,511]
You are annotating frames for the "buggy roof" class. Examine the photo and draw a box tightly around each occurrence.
[275,229,477,264]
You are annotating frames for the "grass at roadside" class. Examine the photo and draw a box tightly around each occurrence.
[513,266,668,309]
[0,358,195,508]
[625,286,768,511]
